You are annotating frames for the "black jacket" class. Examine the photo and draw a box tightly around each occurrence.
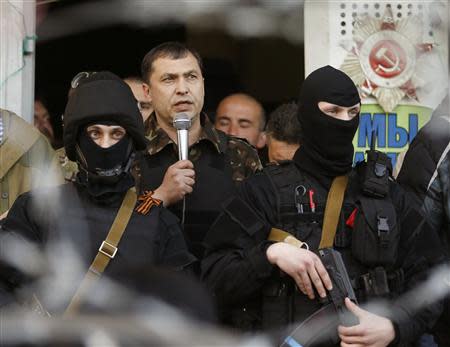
[202,159,444,346]
[397,113,450,346]
[397,115,450,254]
[0,182,195,313]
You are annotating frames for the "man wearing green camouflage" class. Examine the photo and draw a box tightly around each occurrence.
[0,109,64,218]
[138,42,261,261]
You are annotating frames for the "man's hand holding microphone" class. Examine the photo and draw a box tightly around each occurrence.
[152,113,195,207]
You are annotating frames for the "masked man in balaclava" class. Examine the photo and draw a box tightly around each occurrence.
[202,66,444,346]
[0,72,195,314]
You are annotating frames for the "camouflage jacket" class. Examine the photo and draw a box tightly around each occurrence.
[145,113,262,182]
[0,109,64,215]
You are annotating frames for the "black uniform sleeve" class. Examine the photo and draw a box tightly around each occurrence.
[0,192,44,307]
[2,192,43,243]
[201,173,278,306]
[397,141,436,204]
[388,182,446,344]
[421,164,448,243]
[156,207,197,270]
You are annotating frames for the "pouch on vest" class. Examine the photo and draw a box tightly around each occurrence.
[352,196,399,267]
[361,132,392,198]
[261,278,293,330]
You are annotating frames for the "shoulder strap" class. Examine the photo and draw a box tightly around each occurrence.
[64,187,137,316]
[319,175,348,249]
[268,227,309,249]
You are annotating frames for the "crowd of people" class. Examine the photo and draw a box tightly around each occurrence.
[0,41,449,347]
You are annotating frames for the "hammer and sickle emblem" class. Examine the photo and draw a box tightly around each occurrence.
[375,46,401,74]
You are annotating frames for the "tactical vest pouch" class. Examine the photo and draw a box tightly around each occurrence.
[261,278,293,330]
[361,150,392,198]
[352,196,399,267]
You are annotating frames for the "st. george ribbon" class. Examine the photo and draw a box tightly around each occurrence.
[173,113,192,160]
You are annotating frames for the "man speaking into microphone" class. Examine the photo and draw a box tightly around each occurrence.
[138,42,261,262]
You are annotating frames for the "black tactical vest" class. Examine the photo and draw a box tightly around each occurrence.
[257,160,403,330]
[263,161,357,251]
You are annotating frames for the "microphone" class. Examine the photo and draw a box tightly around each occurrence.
[173,113,192,160]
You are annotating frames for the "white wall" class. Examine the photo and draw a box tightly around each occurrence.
[0,0,36,123]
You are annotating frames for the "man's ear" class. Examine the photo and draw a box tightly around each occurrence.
[143,83,151,102]
[256,131,267,149]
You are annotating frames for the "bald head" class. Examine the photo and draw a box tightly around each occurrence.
[215,93,266,149]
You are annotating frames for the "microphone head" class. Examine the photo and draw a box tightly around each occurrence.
[173,113,192,131]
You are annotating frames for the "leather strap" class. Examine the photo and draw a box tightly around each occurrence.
[268,227,309,249]
[64,188,137,316]
[319,175,348,249]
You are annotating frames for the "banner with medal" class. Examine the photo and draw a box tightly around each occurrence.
[304,1,448,168]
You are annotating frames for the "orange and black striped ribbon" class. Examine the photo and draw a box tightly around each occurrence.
[135,190,162,215]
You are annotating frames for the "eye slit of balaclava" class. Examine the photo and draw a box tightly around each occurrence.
[76,123,132,175]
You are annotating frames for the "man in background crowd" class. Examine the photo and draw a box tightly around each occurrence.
[215,93,266,150]
[265,102,301,163]
[34,98,57,148]
[124,76,153,125]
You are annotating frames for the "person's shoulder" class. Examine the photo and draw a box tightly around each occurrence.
[409,116,450,159]
[8,183,73,217]
[262,159,296,173]
[3,110,39,136]
[224,135,263,180]
[260,159,302,184]
[238,162,279,196]
[8,114,55,160]
[226,134,258,154]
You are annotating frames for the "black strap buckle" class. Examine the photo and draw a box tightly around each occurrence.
[374,162,387,177]
[377,215,390,246]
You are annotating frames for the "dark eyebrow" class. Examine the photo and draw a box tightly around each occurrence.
[183,70,198,76]
[161,73,177,80]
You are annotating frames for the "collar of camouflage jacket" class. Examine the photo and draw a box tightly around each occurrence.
[145,112,225,155]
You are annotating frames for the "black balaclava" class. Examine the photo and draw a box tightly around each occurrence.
[294,65,360,187]
[75,122,135,202]
[63,71,148,202]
